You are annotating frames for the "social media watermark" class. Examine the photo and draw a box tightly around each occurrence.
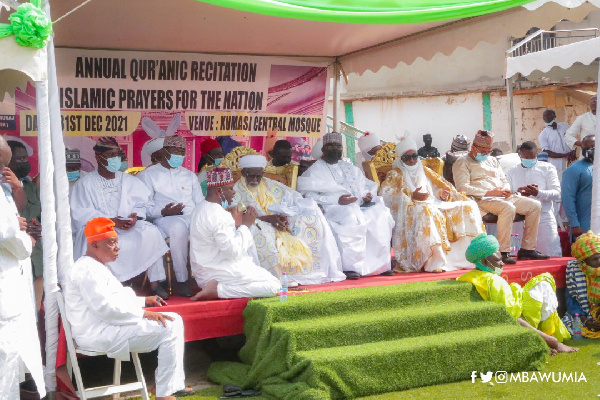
[471,371,587,384]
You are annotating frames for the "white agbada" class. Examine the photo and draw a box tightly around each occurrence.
[0,184,45,399]
[538,122,571,180]
[297,159,395,275]
[233,177,345,285]
[190,200,280,298]
[70,171,168,282]
[137,164,204,283]
[65,255,185,397]
[506,162,562,257]
[565,112,596,150]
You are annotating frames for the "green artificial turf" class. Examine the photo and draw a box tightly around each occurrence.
[162,339,600,400]
[206,280,550,399]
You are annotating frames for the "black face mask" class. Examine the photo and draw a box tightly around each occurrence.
[584,148,594,162]
[323,149,342,162]
[12,161,31,179]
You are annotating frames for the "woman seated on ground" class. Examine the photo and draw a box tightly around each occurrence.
[458,234,576,355]
[380,137,485,273]
[562,231,600,338]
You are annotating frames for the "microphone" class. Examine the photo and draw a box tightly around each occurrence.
[237,202,261,230]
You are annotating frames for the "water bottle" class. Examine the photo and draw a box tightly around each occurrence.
[279,272,288,302]
[514,234,521,255]
[510,234,517,256]
[572,314,582,340]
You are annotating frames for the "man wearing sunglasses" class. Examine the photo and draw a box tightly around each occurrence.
[453,130,549,264]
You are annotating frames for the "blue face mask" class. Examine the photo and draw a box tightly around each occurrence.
[544,119,556,126]
[67,170,80,182]
[219,192,230,209]
[474,153,488,162]
[213,157,223,166]
[102,156,122,173]
[521,158,537,168]
[119,160,128,172]
[168,154,185,168]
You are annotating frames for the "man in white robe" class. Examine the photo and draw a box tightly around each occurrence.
[506,142,562,257]
[538,109,572,181]
[0,136,44,399]
[297,132,395,279]
[70,137,169,298]
[565,95,597,155]
[189,168,280,300]
[233,155,345,285]
[64,217,189,400]
[137,135,204,297]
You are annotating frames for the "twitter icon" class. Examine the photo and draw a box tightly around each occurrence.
[480,371,493,383]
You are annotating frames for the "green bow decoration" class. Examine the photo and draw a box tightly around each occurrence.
[0,0,52,49]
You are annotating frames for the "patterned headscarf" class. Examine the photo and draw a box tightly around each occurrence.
[472,130,494,151]
[572,231,600,263]
[164,134,186,149]
[465,234,500,271]
[93,137,120,154]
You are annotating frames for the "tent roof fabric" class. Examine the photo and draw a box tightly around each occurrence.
[505,35,600,77]
[194,0,534,24]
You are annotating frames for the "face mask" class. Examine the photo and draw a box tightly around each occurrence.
[167,154,185,168]
[219,191,230,209]
[584,148,594,161]
[102,156,122,173]
[521,158,537,168]
[67,170,81,182]
[544,119,556,126]
[13,161,31,179]
[119,160,128,172]
[474,154,488,163]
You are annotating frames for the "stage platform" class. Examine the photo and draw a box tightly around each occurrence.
[159,257,572,342]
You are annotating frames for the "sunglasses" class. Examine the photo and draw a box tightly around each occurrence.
[401,154,419,161]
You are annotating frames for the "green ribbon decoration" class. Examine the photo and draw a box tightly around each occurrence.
[0,0,52,49]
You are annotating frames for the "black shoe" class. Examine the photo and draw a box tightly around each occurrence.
[501,252,517,264]
[177,282,192,297]
[152,284,170,300]
[517,249,550,260]
[379,269,395,276]
[343,271,361,280]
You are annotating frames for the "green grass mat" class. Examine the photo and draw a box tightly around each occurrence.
[206,280,549,399]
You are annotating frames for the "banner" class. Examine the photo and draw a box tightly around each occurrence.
[0,48,329,173]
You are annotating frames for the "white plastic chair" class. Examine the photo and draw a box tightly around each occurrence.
[56,289,150,400]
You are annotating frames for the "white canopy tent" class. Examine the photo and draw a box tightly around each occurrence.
[1,0,597,395]
[505,33,600,233]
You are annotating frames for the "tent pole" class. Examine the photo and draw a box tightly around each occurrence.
[507,75,517,152]
[332,59,341,132]
[591,66,600,233]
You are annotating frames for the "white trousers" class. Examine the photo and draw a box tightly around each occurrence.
[126,312,185,397]
[155,216,191,283]
[216,265,280,299]
[512,210,562,257]
[147,258,166,283]
[0,317,21,400]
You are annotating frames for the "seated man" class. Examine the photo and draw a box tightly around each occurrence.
[562,231,600,338]
[381,137,484,273]
[66,147,86,195]
[442,134,470,185]
[197,138,225,195]
[189,168,280,300]
[297,132,395,279]
[70,137,169,298]
[357,131,382,166]
[458,234,575,355]
[234,155,345,285]
[453,130,548,264]
[267,140,295,166]
[137,135,204,297]
[506,141,562,257]
[64,217,189,400]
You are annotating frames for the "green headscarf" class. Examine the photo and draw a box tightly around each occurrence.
[465,234,500,273]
